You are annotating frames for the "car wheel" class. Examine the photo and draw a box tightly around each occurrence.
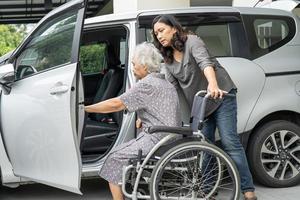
[248,120,300,187]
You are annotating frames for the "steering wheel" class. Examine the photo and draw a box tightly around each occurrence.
[16,65,38,79]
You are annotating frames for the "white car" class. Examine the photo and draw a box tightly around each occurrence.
[0,0,300,193]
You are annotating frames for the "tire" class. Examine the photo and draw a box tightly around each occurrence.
[248,120,300,187]
[150,141,240,200]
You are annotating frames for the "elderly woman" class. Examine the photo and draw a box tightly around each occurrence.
[85,42,181,200]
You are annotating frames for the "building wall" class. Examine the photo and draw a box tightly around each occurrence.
[232,0,272,7]
[98,0,298,15]
[113,0,189,13]
[190,0,232,6]
[137,0,190,11]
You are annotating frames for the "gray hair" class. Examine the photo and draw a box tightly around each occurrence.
[133,42,163,73]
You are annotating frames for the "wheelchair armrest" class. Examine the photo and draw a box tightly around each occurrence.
[148,126,193,136]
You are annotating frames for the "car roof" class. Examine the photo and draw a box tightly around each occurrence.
[84,6,295,25]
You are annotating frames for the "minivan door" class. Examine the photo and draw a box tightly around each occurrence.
[0,0,86,194]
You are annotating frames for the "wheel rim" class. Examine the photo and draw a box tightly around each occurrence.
[153,145,239,200]
[261,129,300,180]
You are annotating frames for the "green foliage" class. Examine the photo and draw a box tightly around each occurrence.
[0,24,27,56]
[80,43,106,74]
[0,21,106,75]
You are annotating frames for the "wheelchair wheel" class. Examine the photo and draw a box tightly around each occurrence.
[150,141,240,200]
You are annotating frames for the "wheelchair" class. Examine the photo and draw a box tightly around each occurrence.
[121,91,241,200]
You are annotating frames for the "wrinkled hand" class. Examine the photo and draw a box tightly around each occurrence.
[136,118,142,129]
[84,105,90,113]
[207,83,227,99]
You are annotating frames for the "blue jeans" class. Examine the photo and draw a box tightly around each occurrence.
[202,90,255,193]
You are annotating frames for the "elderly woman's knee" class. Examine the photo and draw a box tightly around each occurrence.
[107,151,128,163]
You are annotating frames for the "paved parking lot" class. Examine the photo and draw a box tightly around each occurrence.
[254,183,299,200]
[0,178,299,200]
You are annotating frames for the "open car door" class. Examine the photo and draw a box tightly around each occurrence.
[0,0,86,194]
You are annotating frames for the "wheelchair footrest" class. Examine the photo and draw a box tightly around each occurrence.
[129,157,158,165]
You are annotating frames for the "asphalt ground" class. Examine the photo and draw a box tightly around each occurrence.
[0,178,299,200]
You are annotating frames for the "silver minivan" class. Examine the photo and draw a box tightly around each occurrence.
[0,0,300,194]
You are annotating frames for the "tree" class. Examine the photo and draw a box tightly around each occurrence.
[0,24,27,56]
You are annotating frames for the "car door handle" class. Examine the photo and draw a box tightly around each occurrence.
[50,84,69,95]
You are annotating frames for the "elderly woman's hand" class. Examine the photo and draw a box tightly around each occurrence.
[136,118,142,129]
[84,106,90,113]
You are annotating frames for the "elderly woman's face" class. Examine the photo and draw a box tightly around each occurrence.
[153,22,177,47]
[132,56,148,80]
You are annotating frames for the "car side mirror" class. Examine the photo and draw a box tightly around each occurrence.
[0,63,15,95]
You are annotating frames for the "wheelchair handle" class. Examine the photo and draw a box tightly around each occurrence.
[196,90,235,125]
[195,90,235,98]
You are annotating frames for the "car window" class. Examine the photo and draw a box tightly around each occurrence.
[80,42,107,74]
[193,24,231,57]
[15,9,77,80]
[293,8,300,18]
[242,15,296,59]
[119,38,126,66]
[254,19,289,49]
[140,14,246,58]
[144,23,234,57]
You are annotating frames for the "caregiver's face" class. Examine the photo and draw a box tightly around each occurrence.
[153,22,177,47]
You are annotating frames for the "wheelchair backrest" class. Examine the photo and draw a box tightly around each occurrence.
[190,95,222,132]
[190,95,204,132]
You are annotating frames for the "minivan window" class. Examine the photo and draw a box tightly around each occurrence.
[80,43,107,74]
[242,15,296,59]
[143,23,235,57]
[119,38,126,65]
[139,14,248,58]
[254,19,289,49]
[293,8,300,18]
[194,24,231,57]
[15,10,77,80]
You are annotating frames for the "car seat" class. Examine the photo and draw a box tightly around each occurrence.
[82,44,124,155]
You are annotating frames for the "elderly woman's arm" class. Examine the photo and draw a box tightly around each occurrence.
[85,98,125,113]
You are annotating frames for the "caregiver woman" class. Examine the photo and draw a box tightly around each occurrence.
[152,14,257,200]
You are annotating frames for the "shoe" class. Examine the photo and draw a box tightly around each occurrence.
[244,196,257,200]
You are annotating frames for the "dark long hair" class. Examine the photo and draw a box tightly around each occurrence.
[152,15,187,64]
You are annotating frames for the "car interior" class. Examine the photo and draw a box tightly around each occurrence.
[79,26,128,163]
